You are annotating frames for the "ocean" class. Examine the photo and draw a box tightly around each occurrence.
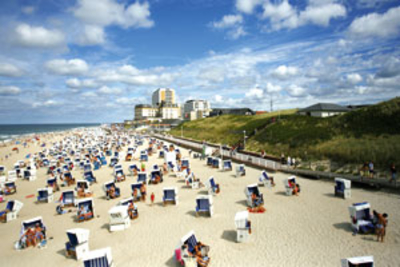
[0,123,101,142]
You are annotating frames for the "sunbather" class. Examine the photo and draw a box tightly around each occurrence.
[107,185,117,199]
[78,205,92,221]
[374,211,388,242]
[163,163,168,175]
[35,223,44,243]
[192,242,210,267]
[128,202,138,219]
[77,184,92,198]
[289,181,299,196]
[21,227,37,247]
[115,173,126,182]
[140,183,147,201]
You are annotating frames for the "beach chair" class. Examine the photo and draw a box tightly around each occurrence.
[335,178,351,199]
[195,195,214,217]
[176,167,188,179]
[100,155,107,166]
[3,181,17,195]
[82,247,114,267]
[65,228,90,260]
[125,151,133,161]
[244,184,264,208]
[137,172,148,185]
[63,172,76,186]
[1,200,23,222]
[236,164,246,177]
[206,176,219,196]
[84,171,97,184]
[181,158,190,170]
[83,163,92,173]
[18,217,46,249]
[159,150,164,158]
[284,176,297,196]
[108,205,130,232]
[47,177,59,191]
[76,180,91,197]
[131,183,144,202]
[206,156,213,166]
[76,198,95,222]
[37,188,54,203]
[109,157,118,168]
[222,160,232,171]
[114,168,126,182]
[128,164,139,176]
[185,171,200,189]
[60,190,75,207]
[150,170,163,184]
[348,202,375,234]
[0,174,6,185]
[341,256,374,267]
[235,211,251,243]
[140,152,148,162]
[0,165,5,176]
[93,160,101,170]
[167,161,178,173]
[163,187,178,206]
[23,169,37,181]
[176,231,208,267]
[212,158,221,169]
[259,171,273,188]
[7,170,18,182]
[103,181,120,200]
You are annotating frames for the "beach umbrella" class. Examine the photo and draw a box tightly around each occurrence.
[25,154,31,159]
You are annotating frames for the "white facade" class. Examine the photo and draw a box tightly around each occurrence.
[184,100,211,120]
[160,106,180,119]
[298,111,346,117]
[152,88,175,106]
[134,105,158,120]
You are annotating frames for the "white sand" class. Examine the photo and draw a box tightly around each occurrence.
[0,132,399,267]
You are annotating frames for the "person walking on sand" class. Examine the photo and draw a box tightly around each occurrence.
[369,161,374,179]
[390,163,396,183]
[150,192,155,206]
[374,211,388,243]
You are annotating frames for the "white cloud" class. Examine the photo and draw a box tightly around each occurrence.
[32,100,59,108]
[286,84,306,97]
[98,85,123,94]
[73,0,154,29]
[236,0,262,14]
[116,97,141,105]
[230,26,247,39]
[78,25,105,45]
[81,91,97,98]
[0,86,21,95]
[212,14,243,29]
[347,73,363,84]
[0,63,23,77]
[375,57,400,78]
[348,6,400,38]
[66,78,97,89]
[245,87,264,99]
[14,24,65,48]
[45,59,89,75]
[22,6,35,15]
[198,67,225,83]
[271,65,299,79]
[262,1,346,31]
[265,82,282,93]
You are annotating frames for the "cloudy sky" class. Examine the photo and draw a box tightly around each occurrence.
[0,0,399,123]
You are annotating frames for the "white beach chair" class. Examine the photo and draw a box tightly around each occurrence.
[7,170,18,182]
[341,256,374,267]
[0,165,6,176]
[235,211,251,243]
[163,187,179,206]
[185,171,199,189]
[108,205,130,232]
[195,195,214,217]
[175,231,200,267]
[206,176,219,196]
[284,176,296,196]
[348,202,375,234]
[244,184,264,208]
[335,178,351,199]
[37,188,54,203]
[236,164,246,177]
[76,198,95,222]
[222,160,232,171]
[2,200,23,222]
[259,171,273,188]
[82,247,114,267]
[65,228,90,260]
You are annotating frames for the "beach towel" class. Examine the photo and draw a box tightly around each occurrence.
[26,194,35,199]
[247,207,265,213]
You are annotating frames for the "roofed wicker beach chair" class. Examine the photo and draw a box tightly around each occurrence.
[37,188,54,203]
[163,187,178,206]
[341,256,374,267]
[65,228,90,260]
[335,178,351,199]
[108,205,130,232]
[82,247,114,267]
[0,200,23,222]
[195,195,214,217]
[236,164,246,177]
[76,198,95,222]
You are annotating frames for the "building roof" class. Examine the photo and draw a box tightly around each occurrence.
[298,103,350,112]
[185,99,208,103]
[210,108,255,116]
[135,104,155,108]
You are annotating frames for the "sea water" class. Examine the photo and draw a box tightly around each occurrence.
[0,124,100,142]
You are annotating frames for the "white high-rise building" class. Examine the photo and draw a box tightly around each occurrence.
[184,100,211,120]
[152,88,175,107]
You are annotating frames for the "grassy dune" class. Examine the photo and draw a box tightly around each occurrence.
[170,98,400,168]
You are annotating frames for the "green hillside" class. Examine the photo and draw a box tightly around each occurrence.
[170,98,400,168]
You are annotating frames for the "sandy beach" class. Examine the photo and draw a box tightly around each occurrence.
[0,130,399,267]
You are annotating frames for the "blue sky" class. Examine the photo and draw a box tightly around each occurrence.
[0,0,399,123]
